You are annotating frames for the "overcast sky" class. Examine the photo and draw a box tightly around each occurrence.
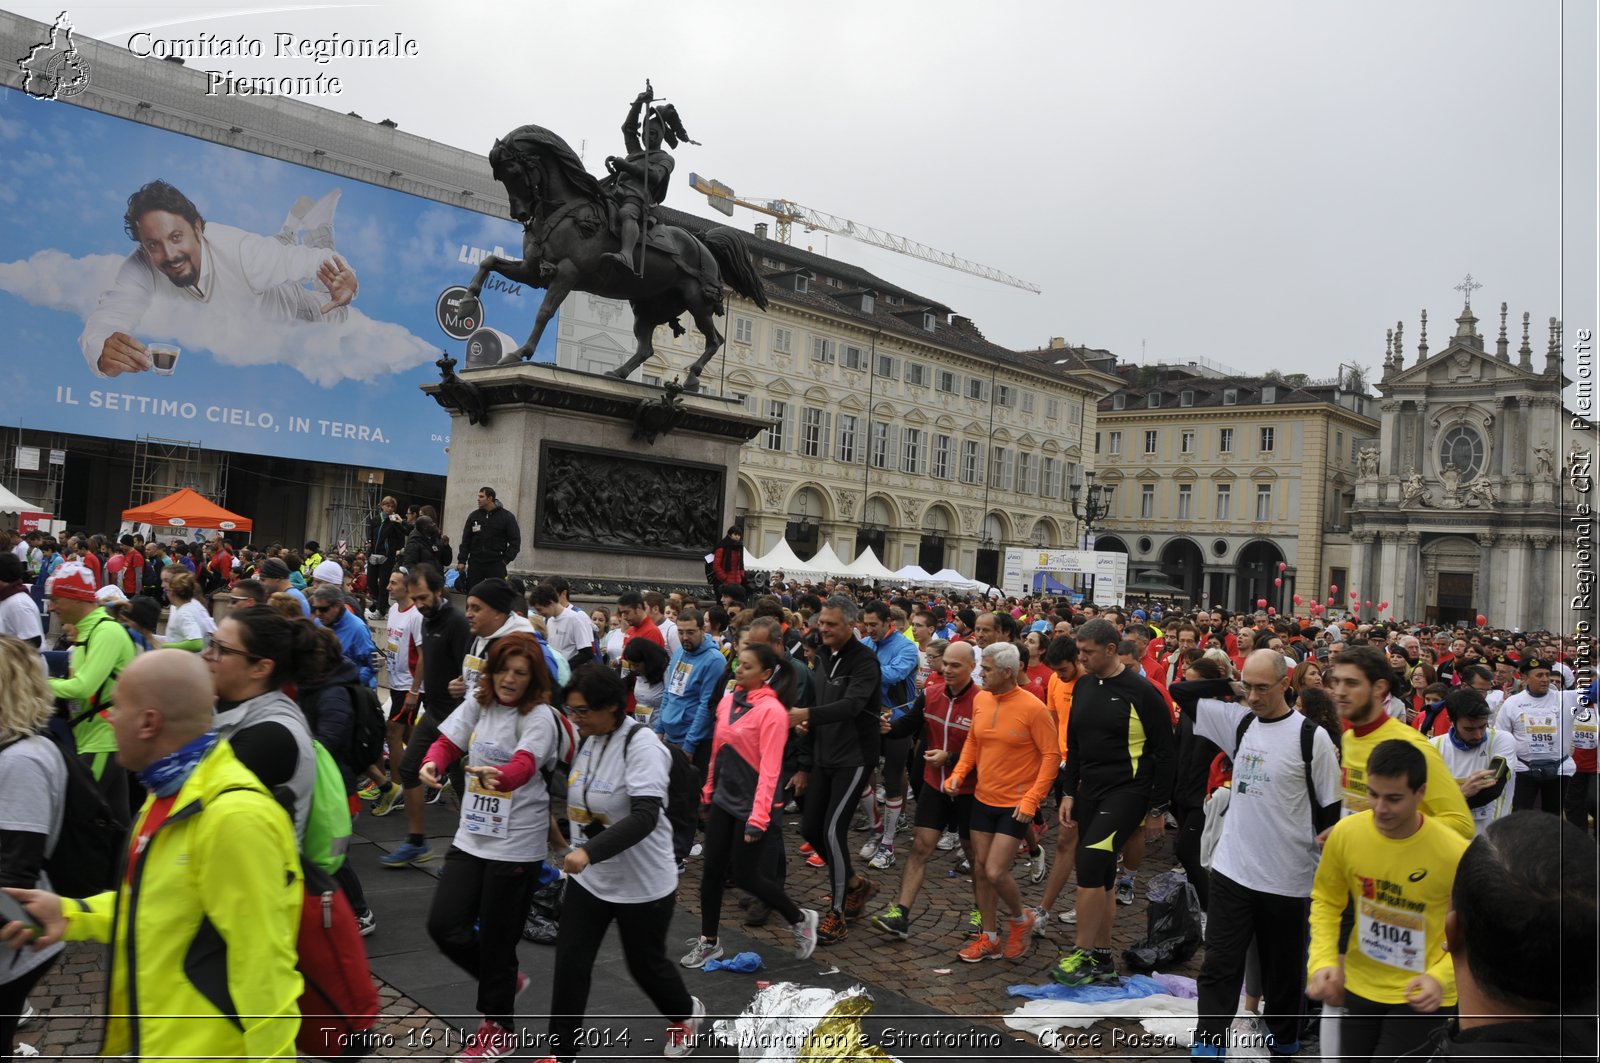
[12,0,1597,386]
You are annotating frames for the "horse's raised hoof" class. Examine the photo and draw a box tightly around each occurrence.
[681,373,702,394]
[604,367,628,380]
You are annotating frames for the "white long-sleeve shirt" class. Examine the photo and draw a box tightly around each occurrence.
[79,223,341,376]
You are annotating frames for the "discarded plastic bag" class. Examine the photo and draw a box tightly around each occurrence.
[703,951,764,973]
[1123,874,1203,972]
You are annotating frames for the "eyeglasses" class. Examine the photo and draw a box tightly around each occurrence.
[566,703,595,716]
[203,640,259,662]
[1239,682,1281,696]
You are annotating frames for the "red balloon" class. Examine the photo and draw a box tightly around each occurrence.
[1364,600,1372,608]
[1326,597,1335,605]
[1278,562,1287,571]
[1268,607,1277,615]
[1378,601,1389,611]
[1273,577,1283,587]
[1293,594,1303,604]
[1256,598,1268,608]
[1350,589,1359,599]
[1330,585,1339,594]
[1475,613,1487,626]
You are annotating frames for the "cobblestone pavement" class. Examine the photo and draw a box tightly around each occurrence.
[11,813,1200,1059]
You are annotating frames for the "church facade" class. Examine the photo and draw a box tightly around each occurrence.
[1347,286,1577,631]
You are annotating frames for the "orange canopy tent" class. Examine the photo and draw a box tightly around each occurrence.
[121,488,253,532]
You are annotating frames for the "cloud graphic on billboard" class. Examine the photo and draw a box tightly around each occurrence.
[0,247,438,386]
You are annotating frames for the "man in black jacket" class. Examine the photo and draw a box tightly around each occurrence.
[380,563,473,869]
[366,495,408,617]
[787,595,882,945]
[455,486,520,587]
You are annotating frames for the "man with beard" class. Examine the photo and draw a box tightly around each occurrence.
[80,180,357,377]
[381,563,472,868]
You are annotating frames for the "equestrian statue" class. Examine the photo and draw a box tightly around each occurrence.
[465,81,769,391]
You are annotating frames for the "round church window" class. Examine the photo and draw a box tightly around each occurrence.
[1438,425,1484,483]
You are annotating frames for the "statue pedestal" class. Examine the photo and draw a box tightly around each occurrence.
[1531,480,1556,506]
[422,364,770,591]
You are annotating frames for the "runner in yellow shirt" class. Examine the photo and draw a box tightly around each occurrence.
[1308,739,1470,1060]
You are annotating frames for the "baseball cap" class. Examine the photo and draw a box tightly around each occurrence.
[47,562,99,602]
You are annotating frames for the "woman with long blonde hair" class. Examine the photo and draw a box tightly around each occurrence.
[0,636,70,1061]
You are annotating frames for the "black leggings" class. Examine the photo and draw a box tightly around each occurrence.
[1173,803,1208,909]
[700,804,802,936]
[425,847,541,1029]
[800,764,867,909]
[880,737,912,800]
[1339,989,1452,1062]
[548,880,693,1063]
[0,954,56,1063]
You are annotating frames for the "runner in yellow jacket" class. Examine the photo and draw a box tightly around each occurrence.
[2,651,303,1060]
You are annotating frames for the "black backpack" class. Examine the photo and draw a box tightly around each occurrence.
[342,683,387,773]
[619,721,698,839]
[1233,712,1339,836]
[5,730,129,898]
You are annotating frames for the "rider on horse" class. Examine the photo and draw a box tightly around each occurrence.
[604,83,697,274]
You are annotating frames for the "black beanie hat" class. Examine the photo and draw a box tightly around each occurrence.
[469,578,518,616]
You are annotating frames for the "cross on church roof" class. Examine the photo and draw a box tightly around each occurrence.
[1453,273,1482,307]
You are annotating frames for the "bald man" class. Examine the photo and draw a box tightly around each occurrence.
[1,651,305,1060]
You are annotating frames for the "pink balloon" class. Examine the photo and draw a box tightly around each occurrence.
[1330,585,1339,594]
[1293,594,1303,604]
[1378,601,1389,611]
[1326,597,1335,605]
[1278,562,1287,571]
[1350,589,1359,599]
[1256,598,1268,608]
[1268,607,1276,615]
[1364,600,1372,608]
[1273,577,1283,587]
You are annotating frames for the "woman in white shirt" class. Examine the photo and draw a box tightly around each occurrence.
[419,633,560,1062]
[160,568,215,652]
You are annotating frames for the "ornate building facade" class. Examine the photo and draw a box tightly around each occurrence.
[1347,289,1576,630]
[554,211,1116,584]
[1093,362,1378,613]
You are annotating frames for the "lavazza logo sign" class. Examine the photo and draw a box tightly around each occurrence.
[17,11,92,101]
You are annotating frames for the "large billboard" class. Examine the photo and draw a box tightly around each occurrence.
[0,89,554,473]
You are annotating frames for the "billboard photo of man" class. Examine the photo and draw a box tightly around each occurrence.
[82,180,359,377]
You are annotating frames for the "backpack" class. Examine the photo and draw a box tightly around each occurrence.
[541,704,578,802]
[301,740,353,876]
[1232,712,1338,837]
[620,721,698,840]
[341,683,387,774]
[2,730,129,898]
[295,861,379,1059]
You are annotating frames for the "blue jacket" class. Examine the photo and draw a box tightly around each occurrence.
[871,626,921,714]
[654,638,727,756]
[324,606,377,687]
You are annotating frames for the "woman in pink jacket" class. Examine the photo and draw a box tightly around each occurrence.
[680,643,818,967]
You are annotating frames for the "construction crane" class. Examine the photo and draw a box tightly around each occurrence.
[689,173,1041,294]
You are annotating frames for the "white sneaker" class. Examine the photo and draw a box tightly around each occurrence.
[936,830,959,851]
[1028,846,1048,884]
[858,834,881,861]
[18,1001,36,1028]
[1059,908,1078,925]
[689,842,704,859]
[867,843,896,870]
[663,996,705,1059]
[792,908,819,960]
[678,936,723,969]
[14,1044,39,1058]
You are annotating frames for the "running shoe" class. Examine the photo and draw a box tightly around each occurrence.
[689,842,704,858]
[816,908,848,944]
[792,909,820,960]
[679,936,724,969]
[805,851,826,868]
[370,782,403,817]
[867,843,896,870]
[357,781,382,801]
[356,909,377,937]
[1051,948,1094,986]
[841,876,877,921]
[456,1019,517,1061]
[17,1001,36,1028]
[955,855,972,874]
[936,830,959,851]
[1002,909,1037,961]
[958,932,1002,963]
[1059,908,1078,925]
[1028,905,1049,934]
[1028,845,1048,884]
[426,779,449,805]
[380,840,435,868]
[1116,876,1135,906]
[799,841,816,855]
[869,903,912,940]
[858,834,882,861]
[663,996,705,1059]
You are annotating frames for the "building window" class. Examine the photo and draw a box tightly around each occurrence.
[995,384,1014,408]
[1439,424,1485,482]
[842,344,865,370]
[960,440,981,484]
[1259,426,1275,453]
[1261,385,1276,403]
[1177,483,1192,520]
[873,354,898,379]
[1148,392,1161,409]
[1046,397,1059,420]
[1069,402,1082,424]
[1180,390,1194,407]
[1181,430,1195,454]
[1112,393,1126,410]
[1043,456,1061,498]
[869,421,893,468]
[901,428,925,474]
[801,407,830,459]
[1102,485,1116,515]
[794,274,809,293]
[966,377,988,401]
[811,337,834,363]
[905,362,928,387]
[642,374,661,387]
[861,294,875,314]
[1335,431,1343,460]
[773,327,792,353]
[922,312,936,331]
[1219,427,1234,453]
[1021,390,1035,414]
[1215,483,1232,520]
[764,400,787,451]
[836,414,860,464]
[1223,388,1238,406]
[1140,483,1155,519]
[1108,431,1122,455]
[1018,452,1038,494]
[990,446,1015,490]
[1144,429,1158,454]
[733,317,752,344]
[932,434,952,479]
[937,370,958,394]
[1255,483,1272,521]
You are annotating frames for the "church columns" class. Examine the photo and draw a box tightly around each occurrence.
[1476,532,1496,618]
[1348,532,1370,618]
[1399,532,1421,623]
[1490,398,1507,477]
[1381,402,1401,477]
[1502,534,1529,624]
[1529,534,1554,630]
[1413,402,1428,475]
[1377,535,1401,623]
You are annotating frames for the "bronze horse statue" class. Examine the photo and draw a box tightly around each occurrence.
[465,125,769,391]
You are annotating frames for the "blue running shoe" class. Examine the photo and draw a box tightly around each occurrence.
[380,840,436,868]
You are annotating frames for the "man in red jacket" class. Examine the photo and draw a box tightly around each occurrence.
[711,526,745,588]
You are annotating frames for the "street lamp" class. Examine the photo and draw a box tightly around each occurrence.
[1069,471,1112,604]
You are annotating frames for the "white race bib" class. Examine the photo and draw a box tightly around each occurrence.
[668,661,693,697]
[1528,723,1558,758]
[462,775,513,839]
[1357,898,1425,972]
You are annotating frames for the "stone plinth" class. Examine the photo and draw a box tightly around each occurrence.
[422,364,769,588]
